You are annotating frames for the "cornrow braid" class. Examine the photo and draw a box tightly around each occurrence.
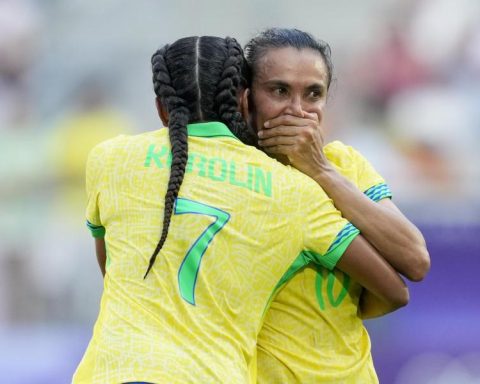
[145,45,189,278]
[145,36,254,277]
[215,37,257,146]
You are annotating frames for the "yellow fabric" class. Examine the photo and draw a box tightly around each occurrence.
[257,141,388,384]
[73,124,357,384]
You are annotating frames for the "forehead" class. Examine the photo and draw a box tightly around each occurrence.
[254,47,328,85]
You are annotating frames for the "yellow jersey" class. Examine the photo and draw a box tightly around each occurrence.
[257,141,392,384]
[72,124,359,384]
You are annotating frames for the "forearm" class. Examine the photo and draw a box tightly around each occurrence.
[335,235,409,316]
[313,165,429,281]
[358,289,403,319]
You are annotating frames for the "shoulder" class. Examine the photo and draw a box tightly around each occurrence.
[88,128,167,160]
[324,140,353,163]
[324,140,371,168]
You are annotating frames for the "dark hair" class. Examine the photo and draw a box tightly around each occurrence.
[244,28,334,89]
[144,36,255,278]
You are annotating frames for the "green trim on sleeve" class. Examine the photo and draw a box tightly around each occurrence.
[304,223,360,270]
[364,182,392,202]
[321,231,359,270]
[86,220,105,238]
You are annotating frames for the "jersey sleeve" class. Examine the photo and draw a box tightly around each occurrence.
[85,142,107,238]
[300,181,360,270]
[346,145,393,202]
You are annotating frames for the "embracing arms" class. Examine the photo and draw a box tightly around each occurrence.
[258,114,430,282]
[259,114,430,318]
[311,169,430,281]
[335,234,409,319]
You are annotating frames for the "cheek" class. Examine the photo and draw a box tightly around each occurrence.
[310,103,326,121]
[254,93,283,122]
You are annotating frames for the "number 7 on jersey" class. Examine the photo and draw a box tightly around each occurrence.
[175,198,230,305]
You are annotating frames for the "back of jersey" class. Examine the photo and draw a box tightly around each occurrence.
[73,122,353,384]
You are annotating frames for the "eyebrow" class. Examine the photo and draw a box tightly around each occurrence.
[262,79,326,91]
[306,83,326,93]
[262,80,290,88]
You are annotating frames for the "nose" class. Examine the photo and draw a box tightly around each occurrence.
[284,95,303,117]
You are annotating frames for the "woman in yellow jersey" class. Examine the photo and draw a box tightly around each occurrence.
[244,28,431,383]
[73,35,409,384]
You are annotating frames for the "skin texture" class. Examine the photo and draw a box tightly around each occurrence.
[95,237,106,277]
[94,84,409,315]
[248,46,430,317]
[250,47,328,169]
[93,48,423,317]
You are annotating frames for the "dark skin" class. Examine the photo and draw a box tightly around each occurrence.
[249,47,429,282]
[245,47,427,317]
[94,94,409,317]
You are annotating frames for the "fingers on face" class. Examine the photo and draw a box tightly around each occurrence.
[266,114,316,128]
[258,135,298,148]
[263,144,294,155]
[260,126,317,145]
[258,125,299,139]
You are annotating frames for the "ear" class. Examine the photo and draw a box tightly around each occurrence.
[155,97,169,127]
[239,88,250,122]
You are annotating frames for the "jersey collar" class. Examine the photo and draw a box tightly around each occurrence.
[187,121,239,140]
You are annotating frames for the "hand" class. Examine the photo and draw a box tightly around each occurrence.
[257,112,329,178]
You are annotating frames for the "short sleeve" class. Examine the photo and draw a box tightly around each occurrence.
[300,180,359,270]
[346,145,393,201]
[85,143,107,237]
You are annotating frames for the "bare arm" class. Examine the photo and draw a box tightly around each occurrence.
[259,114,430,281]
[95,238,106,277]
[335,234,409,318]
[312,168,430,281]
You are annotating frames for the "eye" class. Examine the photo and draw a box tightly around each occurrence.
[271,86,288,97]
[307,89,323,99]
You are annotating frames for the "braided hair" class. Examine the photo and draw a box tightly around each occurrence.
[244,28,334,89]
[145,36,255,278]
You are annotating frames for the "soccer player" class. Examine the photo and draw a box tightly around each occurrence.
[244,28,430,383]
[72,35,408,384]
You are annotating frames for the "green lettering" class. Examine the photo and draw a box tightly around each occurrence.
[186,154,195,173]
[144,144,169,168]
[189,153,207,176]
[246,165,254,190]
[208,158,227,181]
[254,168,272,197]
[327,270,350,307]
[315,267,351,310]
[229,161,253,189]
[315,267,326,310]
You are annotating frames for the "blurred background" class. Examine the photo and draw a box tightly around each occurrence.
[0,0,479,382]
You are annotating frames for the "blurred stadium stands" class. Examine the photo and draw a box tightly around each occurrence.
[1,0,479,382]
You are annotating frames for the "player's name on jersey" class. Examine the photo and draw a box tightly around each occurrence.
[144,144,272,197]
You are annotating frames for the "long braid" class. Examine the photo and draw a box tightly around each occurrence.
[215,37,257,146]
[145,46,190,278]
[145,36,254,277]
